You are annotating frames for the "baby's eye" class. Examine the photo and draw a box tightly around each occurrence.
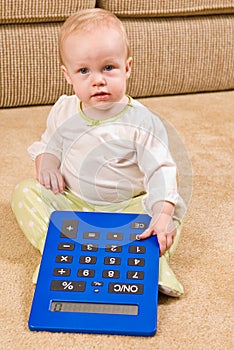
[104,65,113,71]
[79,68,89,74]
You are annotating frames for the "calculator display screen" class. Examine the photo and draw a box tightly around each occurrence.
[50,301,138,315]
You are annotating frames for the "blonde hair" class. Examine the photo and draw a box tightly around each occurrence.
[58,8,130,65]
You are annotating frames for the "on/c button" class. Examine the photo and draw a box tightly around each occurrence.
[108,283,144,294]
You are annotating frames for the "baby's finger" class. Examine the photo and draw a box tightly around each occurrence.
[40,172,52,190]
[138,227,155,240]
[158,235,167,256]
[49,173,60,194]
[165,234,174,251]
[50,172,64,194]
[58,176,65,193]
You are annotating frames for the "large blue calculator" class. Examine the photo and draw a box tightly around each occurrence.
[28,211,160,336]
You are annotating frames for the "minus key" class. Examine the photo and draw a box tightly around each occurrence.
[58,243,75,250]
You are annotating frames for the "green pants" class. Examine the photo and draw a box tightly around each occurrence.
[11,178,184,296]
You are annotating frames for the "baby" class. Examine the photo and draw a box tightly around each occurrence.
[11,8,186,297]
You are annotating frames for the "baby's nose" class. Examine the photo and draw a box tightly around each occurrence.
[92,72,106,86]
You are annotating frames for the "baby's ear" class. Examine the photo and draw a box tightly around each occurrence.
[126,57,133,79]
[61,65,72,85]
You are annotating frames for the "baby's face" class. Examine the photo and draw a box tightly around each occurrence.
[61,27,132,115]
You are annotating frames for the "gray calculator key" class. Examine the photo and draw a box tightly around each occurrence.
[79,256,97,264]
[82,244,98,252]
[83,232,100,239]
[78,269,95,277]
[107,233,123,241]
[104,257,121,265]
[108,283,144,294]
[60,220,78,238]
[128,245,146,254]
[131,222,148,229]
[105,245,122,253]
[128,258,145,266]
[103,270,120,278]
[58,243,75,250]
[53,268,71,276]
[56,255,73,263]
[130,234,141,241]
[50,280,86,292]
[127,271,144,280]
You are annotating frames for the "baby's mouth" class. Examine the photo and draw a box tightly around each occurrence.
[92,92,110,100]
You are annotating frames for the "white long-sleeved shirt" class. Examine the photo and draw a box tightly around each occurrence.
[28,95,186,219]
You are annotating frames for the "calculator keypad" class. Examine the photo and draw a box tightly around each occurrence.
[51,219,152,295]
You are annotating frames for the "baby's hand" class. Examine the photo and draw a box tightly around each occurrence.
[139,212,176,256]
[36,153,65,194]
[37,168,65,194]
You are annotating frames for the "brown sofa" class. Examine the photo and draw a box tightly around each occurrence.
[1,0,234,108]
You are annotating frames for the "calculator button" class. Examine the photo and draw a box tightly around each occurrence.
[127,271,144,280]
[103,270,120,279]
[104,257,121,265]
[108,283,144,294]
[53,268,71,276]
[60,220,78,238]
[83,232,100,239]
[128,258,145,266]
[128,245,146,254]
[130,234,141,241]
[78,269,95,277]
[131,222,148,229]
[79,256,97,264]
[107,233,123,241]
[58,243,75,250]
[82,244,98,252]
[56,255,73,263]
[50,280,86,292]
[105,245,122,253]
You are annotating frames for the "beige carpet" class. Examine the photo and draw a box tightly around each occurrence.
[0,91,233,350]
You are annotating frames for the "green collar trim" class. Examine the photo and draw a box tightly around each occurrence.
[78,95,133,126]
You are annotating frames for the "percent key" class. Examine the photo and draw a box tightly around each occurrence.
[50,280,86,292]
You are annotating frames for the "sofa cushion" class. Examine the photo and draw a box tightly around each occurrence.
[0,0,96,24]
[1,15,233,107]
[125,15,234,96]
[97,0,234,17]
